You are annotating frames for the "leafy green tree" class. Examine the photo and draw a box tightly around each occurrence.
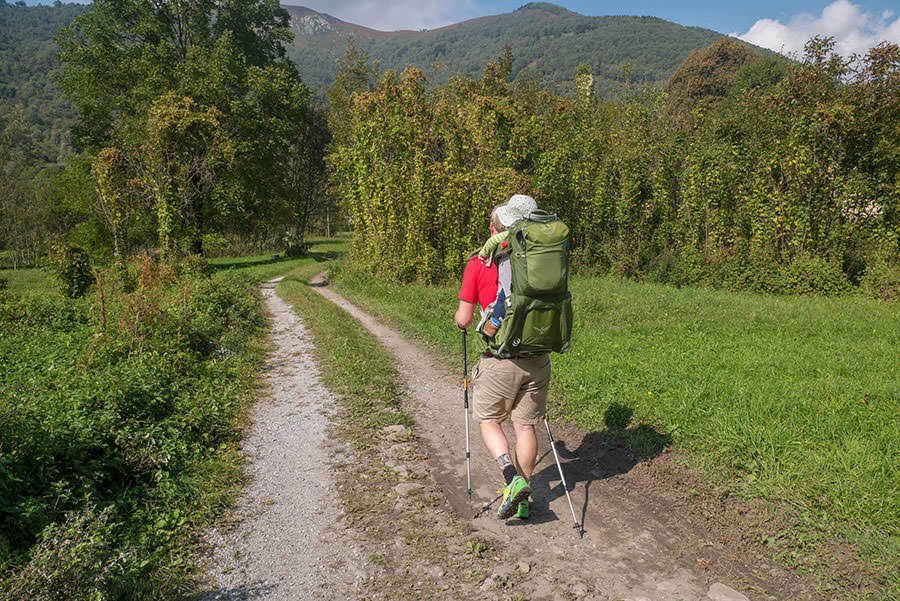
[56,0,295,151]
[128,93,229,257]
[281,102,330,250]
[90,147,134,262]
[663,37,757,127]
[56,0,311,256]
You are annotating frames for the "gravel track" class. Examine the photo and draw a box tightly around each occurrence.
[197,278,368,601]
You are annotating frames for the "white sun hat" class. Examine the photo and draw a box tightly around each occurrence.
[497,194,538,227]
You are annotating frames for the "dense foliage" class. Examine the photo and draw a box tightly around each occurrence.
[53,0,319,258]
[328,38,900,297]
[0,259,265,598]
[1,0,335,267]
[1,0,741,268]
[0,0,86,166]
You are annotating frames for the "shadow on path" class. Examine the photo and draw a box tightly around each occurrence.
[193,581,276,600]
[530,422,673,532]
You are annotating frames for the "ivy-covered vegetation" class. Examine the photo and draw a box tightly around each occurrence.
[328,38,900,298]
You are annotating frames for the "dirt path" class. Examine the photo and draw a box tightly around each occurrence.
[197,276,820,601]
[196,278,369,600]
[314,284,817,601]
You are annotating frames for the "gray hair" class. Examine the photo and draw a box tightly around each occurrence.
[490,203,506,232]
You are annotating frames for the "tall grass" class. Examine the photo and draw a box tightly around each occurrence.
[332,266,900,594]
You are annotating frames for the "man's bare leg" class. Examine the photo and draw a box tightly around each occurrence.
[482,422,538,482]
[512,422,537,481]
[480,422,510,465]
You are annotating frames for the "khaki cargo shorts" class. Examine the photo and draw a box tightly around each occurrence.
[471,354,551,425]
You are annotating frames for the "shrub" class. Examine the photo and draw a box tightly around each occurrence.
[0,256,267,597]
[860,258,900,301]
[175,254,213,278]
[774,255,850,296]
[282,233,308,257]
[46,242,93,298]
[190,273,264,342]
[0,293,91,330]
[645,251,688,286]
[1,506,128,601]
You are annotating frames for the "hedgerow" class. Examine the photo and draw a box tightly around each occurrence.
[328,39,900,299]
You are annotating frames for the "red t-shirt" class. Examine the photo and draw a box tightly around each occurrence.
[458,256,497,311]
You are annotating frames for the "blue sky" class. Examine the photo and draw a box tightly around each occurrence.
[287,0,900,56]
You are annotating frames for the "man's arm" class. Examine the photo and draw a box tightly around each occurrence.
[455,300,476,330]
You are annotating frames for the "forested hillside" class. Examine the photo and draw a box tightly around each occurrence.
[285,2,736,96]
[0,1,87,166]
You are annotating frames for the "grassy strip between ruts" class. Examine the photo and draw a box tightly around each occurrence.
[273,264,520,600]
[330,263,900,600]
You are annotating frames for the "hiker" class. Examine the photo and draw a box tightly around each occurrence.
[454,196,551,520]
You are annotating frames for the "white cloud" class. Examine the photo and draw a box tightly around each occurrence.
[734,0,900,57]
[290,0,480,32]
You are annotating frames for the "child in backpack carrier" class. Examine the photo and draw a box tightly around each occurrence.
[477,195,537,338]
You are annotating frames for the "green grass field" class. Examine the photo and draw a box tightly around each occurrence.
[0,239,343,296]
[0,266,53,293]
[331,264,900,594]
[208,237,345,282]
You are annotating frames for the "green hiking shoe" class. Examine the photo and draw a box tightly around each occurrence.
[498,475,532,519]
[515,500,530,519]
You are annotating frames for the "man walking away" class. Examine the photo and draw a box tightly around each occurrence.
[454,197,551,520]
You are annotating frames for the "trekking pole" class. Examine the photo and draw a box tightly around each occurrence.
[544,418,582,536]
[462,329,472,501]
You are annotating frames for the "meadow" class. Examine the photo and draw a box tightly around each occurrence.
[4,242,898,597]
[332,264,900,594]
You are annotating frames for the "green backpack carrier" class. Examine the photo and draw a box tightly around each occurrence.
[479,210,573,357]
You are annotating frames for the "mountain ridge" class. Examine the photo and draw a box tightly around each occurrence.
[282,2,744,96]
